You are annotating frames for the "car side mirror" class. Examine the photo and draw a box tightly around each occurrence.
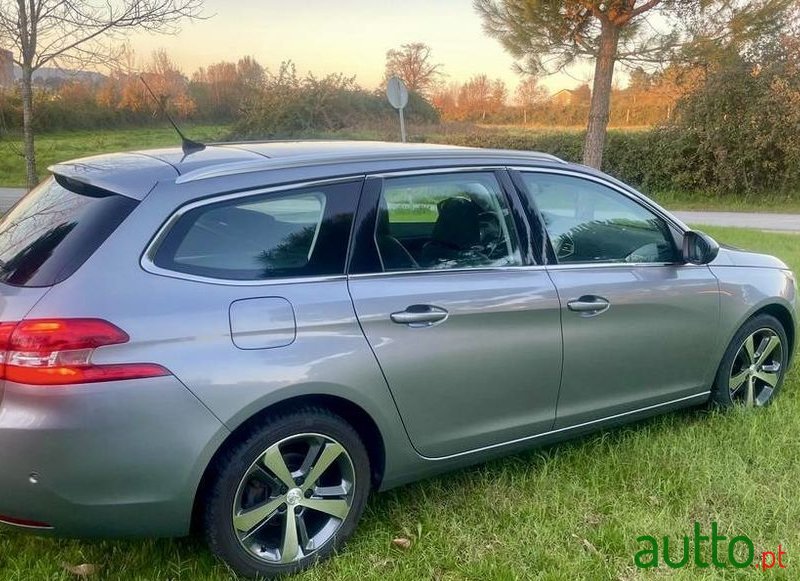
[682,230,719,265]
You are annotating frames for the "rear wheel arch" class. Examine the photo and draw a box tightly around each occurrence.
[191,393,386,532]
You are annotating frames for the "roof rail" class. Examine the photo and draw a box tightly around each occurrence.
[175,148,565,185]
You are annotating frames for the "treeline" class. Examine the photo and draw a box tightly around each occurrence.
[430,67,689,127]
[0,48,690,136]
[0,51,439,134]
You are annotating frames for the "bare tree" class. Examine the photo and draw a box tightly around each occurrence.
[0,0,204,189]
[384,42,443,95]
[515,75,546,123]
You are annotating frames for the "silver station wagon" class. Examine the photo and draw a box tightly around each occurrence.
[0,141,795,577]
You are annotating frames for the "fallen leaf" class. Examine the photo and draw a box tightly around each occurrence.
[392,537,412,550]
[61,563,100,577]
[582,538,600,556]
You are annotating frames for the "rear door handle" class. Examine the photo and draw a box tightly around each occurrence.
[567,295,610,315]
[390,305,449,327]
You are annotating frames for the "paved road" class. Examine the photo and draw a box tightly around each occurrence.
[674,211,800,233]
[0,188,25,212]
[0,188,798,232]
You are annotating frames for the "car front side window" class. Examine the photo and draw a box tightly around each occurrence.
[518,172,678,265]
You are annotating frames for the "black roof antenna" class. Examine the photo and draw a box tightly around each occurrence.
[140,75,205,156]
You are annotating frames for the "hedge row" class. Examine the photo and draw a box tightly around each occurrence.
[434,127,797,198]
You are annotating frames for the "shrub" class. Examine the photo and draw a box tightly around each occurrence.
[234,62,439,138]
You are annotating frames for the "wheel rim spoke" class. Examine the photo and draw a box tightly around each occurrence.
[234,496,284,534]
[743,335,756,364]
[298,438,324,477]
[729,369,749,394]
[296,513,312,551]
[314,483,350,497]
[755,335,780,366]
[302,442,344,492]
[745,377,755,407]
[280,508,300,563]
[300,498,350,520]
[755,370,780,388]
[261,444,296,489]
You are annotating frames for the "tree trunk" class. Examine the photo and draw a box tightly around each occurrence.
[21,65,38,189]
[583,21,620,169]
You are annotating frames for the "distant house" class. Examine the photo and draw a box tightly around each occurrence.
[0,49,13,87]
[550,85,591,107]
[550,89,575,107]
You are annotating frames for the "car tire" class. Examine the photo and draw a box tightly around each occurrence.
[711,313,789,408]
[202,407,371,578]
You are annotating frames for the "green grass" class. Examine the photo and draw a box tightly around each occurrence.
[0,125,232,187]
[2,127,800,215]
[650,191,800,214]
[1,226,799,580]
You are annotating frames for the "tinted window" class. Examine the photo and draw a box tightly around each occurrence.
[0,177,137,287]
[153,181,360,280]
[520,173,678,264]
[376,173,522,271]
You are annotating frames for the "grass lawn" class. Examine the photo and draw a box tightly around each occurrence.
[2,127,799,216]
[0,125,232,187]
[1,225,798,580]
[650,191,800,214]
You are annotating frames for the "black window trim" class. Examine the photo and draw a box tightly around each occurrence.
[508,167,687,268]
[346,167,539,277]
[140,176,365,286]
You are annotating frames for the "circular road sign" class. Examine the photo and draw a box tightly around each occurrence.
[386,76,409,110]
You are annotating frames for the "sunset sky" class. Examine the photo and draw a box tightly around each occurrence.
[126,0,590,94]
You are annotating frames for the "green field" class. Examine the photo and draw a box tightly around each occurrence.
[0,126,232,187]
[1,225,798,580]
[2,127,799,214]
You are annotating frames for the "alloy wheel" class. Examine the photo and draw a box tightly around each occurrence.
[232,433,355,564]
[729,328,783,407]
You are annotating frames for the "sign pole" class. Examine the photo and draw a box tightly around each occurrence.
[399,107,407,143]
[386,76,410,144]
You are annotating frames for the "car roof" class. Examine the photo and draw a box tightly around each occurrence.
[48,140,567,200]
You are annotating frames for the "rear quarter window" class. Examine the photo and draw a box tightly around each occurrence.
[0,177,137,287]
[150,180,361,281]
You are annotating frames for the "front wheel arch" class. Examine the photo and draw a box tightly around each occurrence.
[711,311,790,408]
[757,303,796,363]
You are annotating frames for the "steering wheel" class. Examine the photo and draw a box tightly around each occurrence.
[553,233,575,261]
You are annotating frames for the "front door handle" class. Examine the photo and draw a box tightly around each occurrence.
[567,295,610,316]
[390,305,449,327]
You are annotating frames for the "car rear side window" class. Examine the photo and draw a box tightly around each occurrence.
[151,180,361,281]
[0,177,137,287]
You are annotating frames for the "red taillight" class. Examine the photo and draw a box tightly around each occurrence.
[0,318,169,386]
[0,514,53,529]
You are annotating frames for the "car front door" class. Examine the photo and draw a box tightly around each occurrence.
[512,169,720,429]
[347,170,562,458]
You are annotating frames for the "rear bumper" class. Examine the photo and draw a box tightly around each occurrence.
[0,376,229,537]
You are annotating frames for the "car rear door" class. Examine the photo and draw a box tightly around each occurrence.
[347,169,562,459]
[510,168,720,429]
